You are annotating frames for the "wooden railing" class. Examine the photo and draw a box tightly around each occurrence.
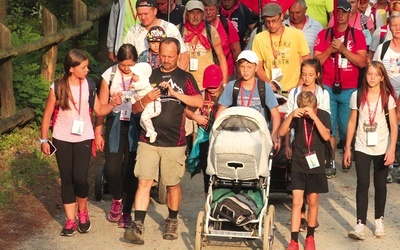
[0,0,112,133]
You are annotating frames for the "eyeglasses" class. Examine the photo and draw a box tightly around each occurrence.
[265,16,281,25]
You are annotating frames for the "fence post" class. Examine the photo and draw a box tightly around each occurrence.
[72,0,88,49]
[0,23,16,118]
[41,8,58,82]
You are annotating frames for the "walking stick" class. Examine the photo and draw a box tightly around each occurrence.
[167,0,171,23]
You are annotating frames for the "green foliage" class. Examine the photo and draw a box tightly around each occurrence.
[0,127,58,207]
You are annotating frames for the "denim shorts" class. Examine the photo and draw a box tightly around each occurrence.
[323,85,356,140]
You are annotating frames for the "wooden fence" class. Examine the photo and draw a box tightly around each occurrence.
[0,0,112,133]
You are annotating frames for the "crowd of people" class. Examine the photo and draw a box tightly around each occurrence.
[39,0,400,250]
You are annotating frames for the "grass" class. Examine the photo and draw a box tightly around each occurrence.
[0,126,58,207]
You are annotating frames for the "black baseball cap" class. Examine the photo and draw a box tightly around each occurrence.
[136,0,156,8]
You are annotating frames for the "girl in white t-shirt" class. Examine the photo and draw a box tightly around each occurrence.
[344,61,397,240]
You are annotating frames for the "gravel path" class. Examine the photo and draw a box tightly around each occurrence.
[16,152,400,250]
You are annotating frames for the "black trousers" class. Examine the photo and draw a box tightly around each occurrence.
[354,151,388,224]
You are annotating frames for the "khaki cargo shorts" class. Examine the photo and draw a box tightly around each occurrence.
[134,142,186,186]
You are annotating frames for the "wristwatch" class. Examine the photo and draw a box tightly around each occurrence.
[40,139,49,144]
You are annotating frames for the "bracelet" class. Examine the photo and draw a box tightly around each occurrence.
[94,132,103,136]
[39,139,49,144]
[139,99,145,109]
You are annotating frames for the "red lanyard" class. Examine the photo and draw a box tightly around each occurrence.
[367,94,380,125]
[120,69,134,91]
[70,79,82,116]
[240,80,256,107]
[269,26,284,67]
[304,117,315,152]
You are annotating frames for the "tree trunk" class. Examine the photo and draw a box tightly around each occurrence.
[0,0,7,24]
[0,108,35,134]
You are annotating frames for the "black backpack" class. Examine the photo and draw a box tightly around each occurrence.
[231,79,271,122]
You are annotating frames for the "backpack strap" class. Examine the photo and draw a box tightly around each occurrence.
[109,64,118,93]
[205,21,220,65]
[231,79,241,107]
[257,79,271,122]
[380,40,391,61]
[379,25,388,44]
[219,15,229,37]
[87,78,97,110]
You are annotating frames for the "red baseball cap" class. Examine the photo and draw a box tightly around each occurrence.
[203,65,223,89]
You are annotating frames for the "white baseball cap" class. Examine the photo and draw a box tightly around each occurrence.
[185,0,204,11]
[236,50,259,65]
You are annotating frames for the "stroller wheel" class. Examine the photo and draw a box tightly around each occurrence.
[94,165,106,201]
[195,211,206,250]
[262,214,272,250]
[267,205,276,246]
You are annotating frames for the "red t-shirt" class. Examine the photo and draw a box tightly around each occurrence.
[215,18,240,77]
[240,0,295,14]
[314,28,367,89]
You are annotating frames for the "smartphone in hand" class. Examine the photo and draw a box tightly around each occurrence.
[48,141,57,156]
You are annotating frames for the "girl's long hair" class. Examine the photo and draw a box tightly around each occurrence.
[300,58,324,89]
[55,49,89,110]
[360,61,397,111]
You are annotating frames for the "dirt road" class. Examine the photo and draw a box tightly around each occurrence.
[15,153,400,250]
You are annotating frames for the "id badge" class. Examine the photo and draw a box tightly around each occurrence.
[340,58,348,68]
[366,131,378,146]
[305,151,320,169]
[71,118,84,135]
[271,68,283,81]
[190,58,198,71]
[120,109,131,121]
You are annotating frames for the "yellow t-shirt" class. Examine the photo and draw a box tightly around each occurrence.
[183,24,221,90]
[305,0,334,28]
[252,27,310,91]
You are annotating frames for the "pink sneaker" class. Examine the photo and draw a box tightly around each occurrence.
[78,209,91,233]
[60,219,77,237]
[109,199,122,222]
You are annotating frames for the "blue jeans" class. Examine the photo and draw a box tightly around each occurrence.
[324,85,356,140]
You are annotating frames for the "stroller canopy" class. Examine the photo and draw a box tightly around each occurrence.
[207,107,273,179]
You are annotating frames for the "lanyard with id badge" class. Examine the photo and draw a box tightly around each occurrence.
[304,118,320,169]
[119,71,133,121]
[70,82,85,135]
[363,97,380,147]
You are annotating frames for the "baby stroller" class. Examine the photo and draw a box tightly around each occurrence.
[195,107,275,249]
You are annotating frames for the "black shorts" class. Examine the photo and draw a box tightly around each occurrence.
[291,172,329,195]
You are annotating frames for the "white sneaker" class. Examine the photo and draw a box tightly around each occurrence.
[374,216,385,237]
[348,220,365,240]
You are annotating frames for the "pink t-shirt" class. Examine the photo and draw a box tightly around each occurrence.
[240,0,295,14]
[314,28,367,89]
[51,79,95,142]
[214,17,240,77]
[328,12,374,31]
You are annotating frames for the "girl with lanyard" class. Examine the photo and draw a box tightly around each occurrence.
[40,49,122,236]
[186,64,223,194]
[344,61,397,240]
[94,44,140,228]
[279,91,331,250]
[284,58,331,234]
